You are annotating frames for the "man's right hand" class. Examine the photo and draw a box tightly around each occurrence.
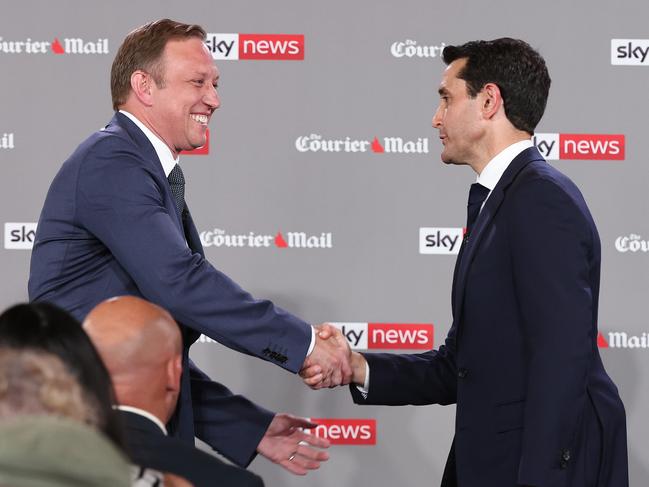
[299,323,352,389]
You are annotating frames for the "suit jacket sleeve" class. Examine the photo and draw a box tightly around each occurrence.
[350,325,458,406]
[189,360,274,467]
[506,178,594,486]
[75,140,311,373]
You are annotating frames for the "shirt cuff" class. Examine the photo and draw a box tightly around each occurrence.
[306,326,316,356]
[355,361,370,397]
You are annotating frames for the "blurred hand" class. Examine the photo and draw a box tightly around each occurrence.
[300,323,352,389]
[256,413,330,475]
[163,473,194,487]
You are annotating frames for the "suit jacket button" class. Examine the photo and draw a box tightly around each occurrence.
[458,368,468,379]
[561,449,571,462]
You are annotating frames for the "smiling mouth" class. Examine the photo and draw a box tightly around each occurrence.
[190,114,209,125]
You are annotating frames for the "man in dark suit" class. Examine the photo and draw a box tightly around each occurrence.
[305,38,629,486]
[28,19,344,471]
[84,296,268,486]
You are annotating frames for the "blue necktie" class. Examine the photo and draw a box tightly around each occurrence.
[466,183,490,239]
[167,164,186,216]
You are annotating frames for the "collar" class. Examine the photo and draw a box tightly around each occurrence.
[115,405,167,435]
[119,110,179,177]
[476,139,533,190]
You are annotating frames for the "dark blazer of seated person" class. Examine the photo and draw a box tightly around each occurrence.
[119,406,263,487]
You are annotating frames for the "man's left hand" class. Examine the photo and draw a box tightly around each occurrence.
[256,413,330,475]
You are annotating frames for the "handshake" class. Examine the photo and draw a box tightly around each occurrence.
[299,324,367,389]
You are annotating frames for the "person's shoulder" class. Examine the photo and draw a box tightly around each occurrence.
[506,158,596,234]
[512,158,584,204]
[127,434,264,486]
[59,116,142,173]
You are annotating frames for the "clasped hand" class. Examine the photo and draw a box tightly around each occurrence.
[299,323,356,389]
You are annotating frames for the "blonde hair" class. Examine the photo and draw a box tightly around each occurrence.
[0,348,99,426]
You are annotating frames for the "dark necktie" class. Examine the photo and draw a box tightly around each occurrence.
[168,164,186,216]
[466,183,490,239]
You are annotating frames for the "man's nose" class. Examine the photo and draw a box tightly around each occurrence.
[204,85,220,110]
[432,105,443,128]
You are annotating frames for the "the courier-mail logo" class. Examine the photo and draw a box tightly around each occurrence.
[611,39,649,66]
[533,133,624,160]
[205,33,304,60]
[331,322,434,350]
[4,222,37,250]
[306,419,376,445]
[419,227,463,255]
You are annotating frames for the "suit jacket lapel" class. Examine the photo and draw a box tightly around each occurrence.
[111,112,186,237]
[451,147,545,322]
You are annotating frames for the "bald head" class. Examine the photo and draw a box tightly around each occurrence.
[83,296,182,422]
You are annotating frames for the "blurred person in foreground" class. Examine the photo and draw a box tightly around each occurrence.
[28,17,343,471]
[303,38,629,487]
[0,302,125,448]
[0,347,130,487]
[0,304,191,487]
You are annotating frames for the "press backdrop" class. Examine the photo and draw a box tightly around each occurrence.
[1,1,647,485]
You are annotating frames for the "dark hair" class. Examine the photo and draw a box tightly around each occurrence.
[0,302,126,450]
[111,18,206,111]
[442,38,551,135]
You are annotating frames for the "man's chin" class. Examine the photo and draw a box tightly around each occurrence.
[440,152,467,166]
[188,137,207,151]
[440,152,454,165]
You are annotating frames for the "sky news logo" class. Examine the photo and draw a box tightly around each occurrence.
[206,33,304,60]
[4,222,37,250]
[306,419,376,445]
[420,227,463,255]
[295,134,429,154]
[611,39,649,66]
[0,133,14,149]
[180,129,210,155]
[390,40,446,59]
[533,133,624,161]
[331,322,434,350]
[598,331,648,349]
[615,234,649,253]
[0,37,108,54]
[200,229,332,249]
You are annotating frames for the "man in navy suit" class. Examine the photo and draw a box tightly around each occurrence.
[28,19,345,472]
[306,38,629,486]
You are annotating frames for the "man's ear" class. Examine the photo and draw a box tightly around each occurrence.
[130,70,155,107]
[166,354,182,393]
[481,83,503,120]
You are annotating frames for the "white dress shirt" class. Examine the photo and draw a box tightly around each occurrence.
[476,139,533,209]
[119,110,178,177]
[116,405,168,435]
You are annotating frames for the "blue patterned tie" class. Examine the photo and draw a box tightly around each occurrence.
[167,164,186,216]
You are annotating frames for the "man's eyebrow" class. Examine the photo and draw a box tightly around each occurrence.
[192,69,219,79]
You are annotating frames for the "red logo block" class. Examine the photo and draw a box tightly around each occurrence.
[239,34,304,60]
[308,419,376,445]
[597,332,609,348]
[51,38,65,54]
[559,134,625,160]
[181,129,210,155]
[368,323,434,349]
